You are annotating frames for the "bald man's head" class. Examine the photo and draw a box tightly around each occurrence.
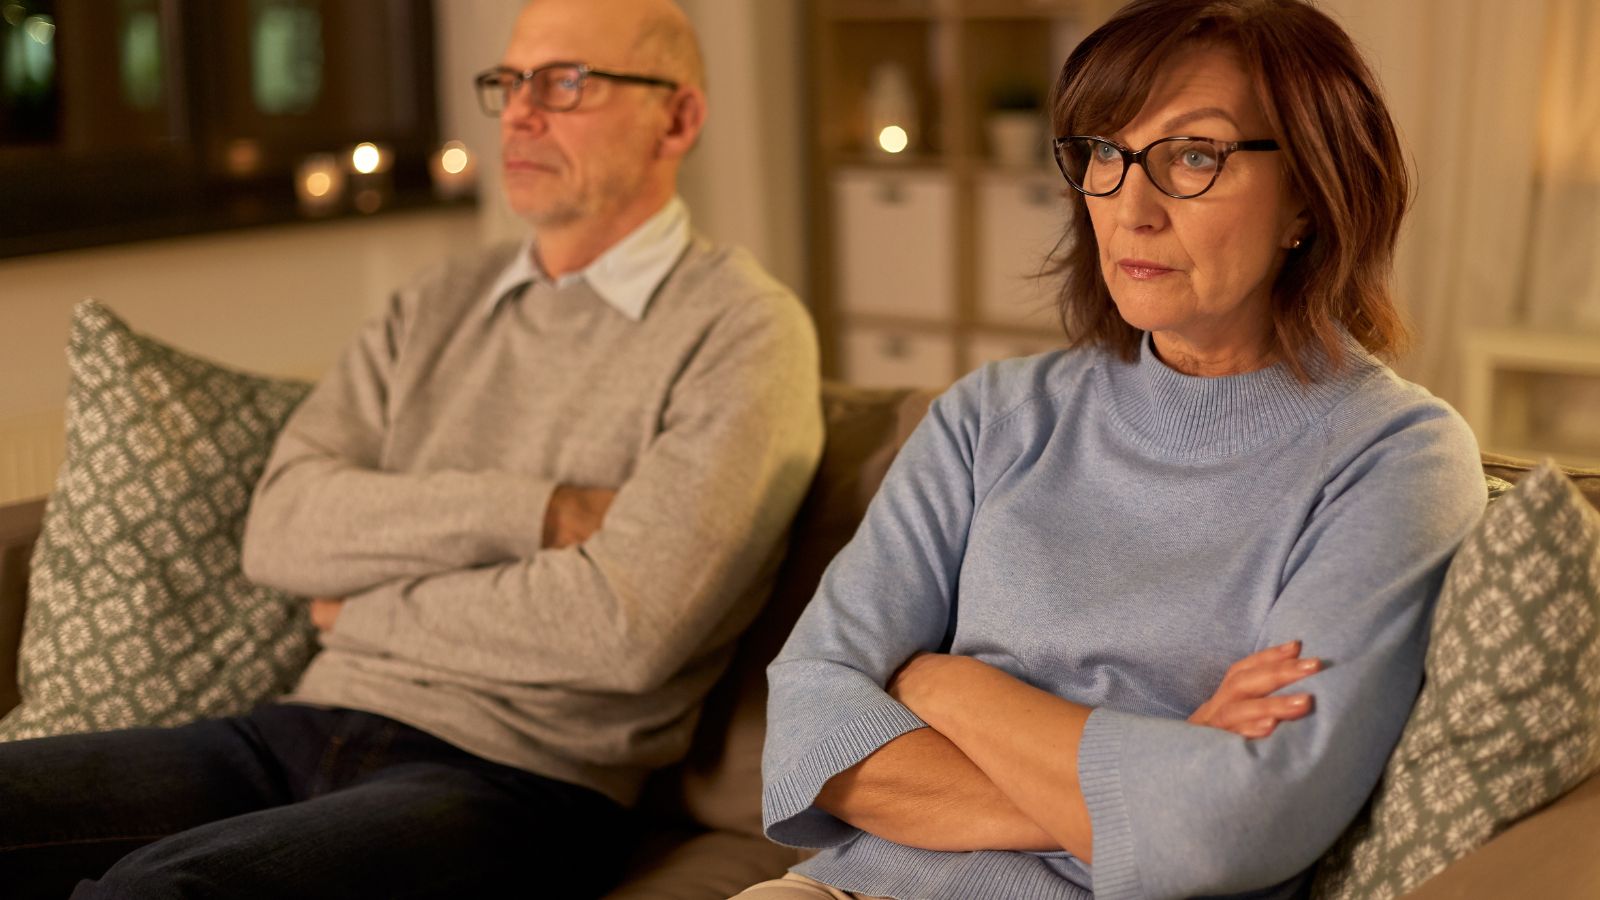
[630,5,705,91]
[500,0,708,237]
[515,0,703,89]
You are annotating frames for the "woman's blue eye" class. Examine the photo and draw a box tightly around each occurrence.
[1094,143,1120,162]
[1178,146,1218,168]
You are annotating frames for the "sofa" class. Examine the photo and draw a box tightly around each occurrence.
[2,382,1599,898]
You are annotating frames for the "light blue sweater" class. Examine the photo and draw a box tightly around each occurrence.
[762,334,1486,900]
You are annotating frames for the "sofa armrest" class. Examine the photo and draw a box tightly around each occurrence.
[1400,771,1600,899]
[0,497,47,717]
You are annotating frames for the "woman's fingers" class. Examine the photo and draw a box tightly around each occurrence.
[1211,694,1315,734]
[1189,640,1321,735]
[1224,655,1323,699]
[1224,640,1300,677]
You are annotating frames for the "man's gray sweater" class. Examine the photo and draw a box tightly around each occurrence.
[242,238,823,806]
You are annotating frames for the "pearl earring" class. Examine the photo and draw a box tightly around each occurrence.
[1289,238,1303,250]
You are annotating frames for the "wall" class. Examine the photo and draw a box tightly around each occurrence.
[0,209,483,503]
[677,0,809,299]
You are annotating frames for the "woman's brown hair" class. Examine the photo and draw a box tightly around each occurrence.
[1049,0,1410,379]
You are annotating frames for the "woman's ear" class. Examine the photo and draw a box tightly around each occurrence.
[658,86,707,161]
[1282,207,1312,249]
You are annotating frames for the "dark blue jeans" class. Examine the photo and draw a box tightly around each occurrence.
[0,703,631,899]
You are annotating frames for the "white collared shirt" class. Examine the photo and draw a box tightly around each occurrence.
[482,196,691,322]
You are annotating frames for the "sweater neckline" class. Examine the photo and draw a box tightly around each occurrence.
[1098,330,1381,459]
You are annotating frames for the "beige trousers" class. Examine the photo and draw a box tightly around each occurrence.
[730,872,896,900]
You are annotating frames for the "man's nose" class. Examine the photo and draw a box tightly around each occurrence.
[503,85,550,132]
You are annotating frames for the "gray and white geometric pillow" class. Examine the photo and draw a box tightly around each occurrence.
[0,300,316,741]
[1312,461,1600,899]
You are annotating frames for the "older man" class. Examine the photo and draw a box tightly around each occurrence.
[0,1,822,897]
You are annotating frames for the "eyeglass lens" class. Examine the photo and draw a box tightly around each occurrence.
[1058,137,1223,198]
[479,65,585,114]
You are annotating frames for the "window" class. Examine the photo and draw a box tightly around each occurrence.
[0,0,443,258]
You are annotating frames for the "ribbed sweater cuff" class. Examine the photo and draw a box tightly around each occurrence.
[763,701,928,848]
[796,841,1094,900]
[1079,709,1142,900]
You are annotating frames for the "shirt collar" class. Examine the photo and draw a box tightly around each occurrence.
[483,195,691,322]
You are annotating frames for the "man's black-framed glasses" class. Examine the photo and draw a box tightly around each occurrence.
[1053,135,1280,199]
[474,63,678,115]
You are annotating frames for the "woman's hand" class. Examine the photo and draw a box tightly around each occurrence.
[1188,640,1321,739]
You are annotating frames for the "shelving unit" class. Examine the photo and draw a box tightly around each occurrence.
[806,0,1117,387]
[1460,329,1600,466]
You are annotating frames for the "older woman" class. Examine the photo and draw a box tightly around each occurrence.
[741,1,1487,899]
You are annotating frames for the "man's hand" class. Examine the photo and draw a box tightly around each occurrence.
[542,486,618,549]
[1188,640,1321,738]
[310,597,344,632]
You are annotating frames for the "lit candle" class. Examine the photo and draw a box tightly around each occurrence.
[877,126,909,155]
[294,153,345,216]
[428,140,477,200]
[349,141,391,175]
[347,142,393,214]
[866,63,918,160]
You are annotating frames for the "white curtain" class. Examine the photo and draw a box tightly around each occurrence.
[1318,0,1550,405]
[1522,0,1600,331]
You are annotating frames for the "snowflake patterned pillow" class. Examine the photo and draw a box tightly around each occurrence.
[1312,461,1600,899]
[0,301,316,741]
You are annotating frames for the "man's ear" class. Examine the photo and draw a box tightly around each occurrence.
[658,86,707,160]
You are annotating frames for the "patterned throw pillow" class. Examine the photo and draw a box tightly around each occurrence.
[1312,462,1600,899]
[0,301,316,741]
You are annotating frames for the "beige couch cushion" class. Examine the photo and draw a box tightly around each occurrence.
[0,498,45,717]
[1401,771,1600,899]
[608,830,805,900]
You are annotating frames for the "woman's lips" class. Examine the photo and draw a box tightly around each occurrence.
[1119,259,1175,280]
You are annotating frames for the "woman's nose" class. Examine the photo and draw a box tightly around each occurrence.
[1111,163,1170,233]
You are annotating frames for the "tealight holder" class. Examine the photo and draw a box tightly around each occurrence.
[294,153,345,216]
[347,141,394,214]
[429,140,478,200]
